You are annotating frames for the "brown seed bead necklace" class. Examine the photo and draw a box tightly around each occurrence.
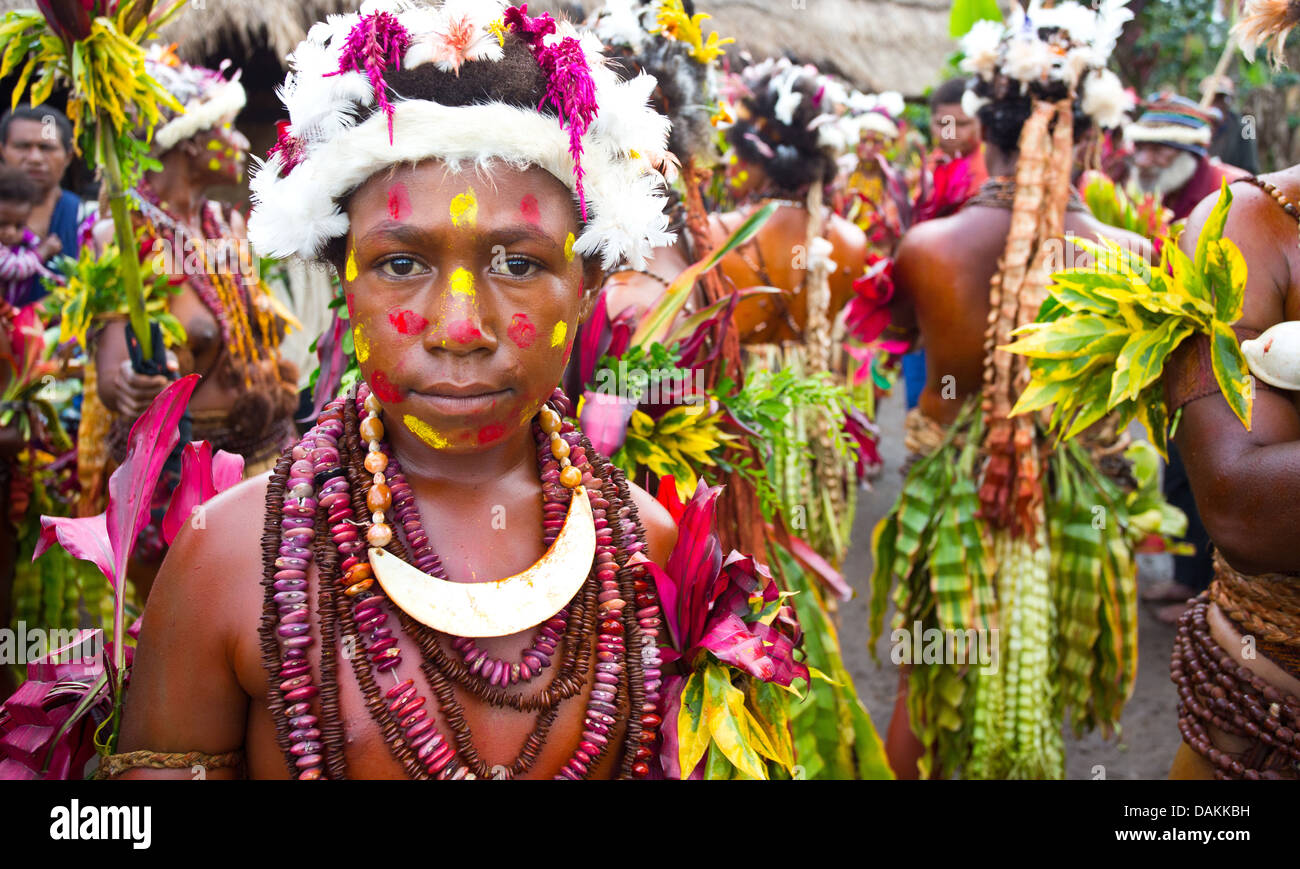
[1171,594,1300,780]
[259,384,666,779]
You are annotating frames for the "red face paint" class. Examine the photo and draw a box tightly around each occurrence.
[387,183,411,221]
[388,308,428,335]
[370,369,405,403]
[477,423,506,444]
[507,313,536,348]
[519,194,540,226]
[345,293,356,317]
[447,319,482,344]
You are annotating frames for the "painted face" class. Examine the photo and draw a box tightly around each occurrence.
[192,119,249,184]
[343,160,596,453]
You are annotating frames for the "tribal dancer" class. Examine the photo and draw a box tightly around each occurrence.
[103,0,732,779]
[1162,0,1300,779]
[999,0,1300,782]
[581,0,725,323]
[710,58,869,567]
[87,47,299,569]
[870,0,1184,779]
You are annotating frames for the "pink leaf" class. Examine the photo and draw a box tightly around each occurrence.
[211,449,245,491]
[34,513,115,585]
[578,390,639,457]
[160,440,215,545]
[698,612,776,681]
[105,374,200,580]
[636,554,683,652]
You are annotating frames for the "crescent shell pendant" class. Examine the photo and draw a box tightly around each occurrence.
[368,486,597,638]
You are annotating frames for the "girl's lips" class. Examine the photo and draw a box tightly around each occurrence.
[413,387,511,416]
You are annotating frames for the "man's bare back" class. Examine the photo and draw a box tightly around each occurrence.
[710,205,867,344]
[892,203,1151,426]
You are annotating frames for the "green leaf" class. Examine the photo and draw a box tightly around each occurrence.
[1208,319,1253,430]
[703,662,768,780]
[1204,239,1248,324]
[1195,180,1233,277]
[1107,317,1193,407]
[1002,314,1115,359]
[676,669,709,777]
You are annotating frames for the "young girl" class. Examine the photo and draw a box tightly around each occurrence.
[109,1,680,779]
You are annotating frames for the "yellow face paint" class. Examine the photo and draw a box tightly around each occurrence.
[345,249,358,283]
[353,321,370,363]
[563,232,575,263]
[449,189,478,228]
[449,267,474,297]
[404,414,451,449]
[208,157,222,171]
[207,140,223,151]
[551,320,568,348]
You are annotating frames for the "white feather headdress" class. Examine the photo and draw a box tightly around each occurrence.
[247,0,675,270]
[958,0,1134,128]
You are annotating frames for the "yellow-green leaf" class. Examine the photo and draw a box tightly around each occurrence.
[1208,319,1253,431]
[703,662,768,780]
[676,670,709,777]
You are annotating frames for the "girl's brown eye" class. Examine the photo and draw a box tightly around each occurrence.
[490,255,539,278]
[379,256,425,277]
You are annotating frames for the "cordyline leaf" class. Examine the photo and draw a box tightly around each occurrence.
[666,287,780,347]
[1195,181,1233,278]
[34,512,114,583]
[160,440,245,544]
[1209,319,1253,431]
[664,479,725,650]
[638,555,682,651]
[699,612,776,680]
[702,662,768,779]
[675,670,710,778]
[630,201,778,348]
[106,374,200,578]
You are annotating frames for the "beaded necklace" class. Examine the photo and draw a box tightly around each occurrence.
[1172,595,1300,780]
[259,384,666,779]
[132,185,278,380]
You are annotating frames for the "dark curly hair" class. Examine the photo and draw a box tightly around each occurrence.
[725,62,840,197]
[968,26,1096,154]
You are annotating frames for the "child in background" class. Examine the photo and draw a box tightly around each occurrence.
[0,167,59,308]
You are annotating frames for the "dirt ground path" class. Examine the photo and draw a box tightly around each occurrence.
[836,387,1183,779]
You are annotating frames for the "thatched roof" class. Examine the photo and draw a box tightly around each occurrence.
[532,0,959,96]
[0,0,958,96]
